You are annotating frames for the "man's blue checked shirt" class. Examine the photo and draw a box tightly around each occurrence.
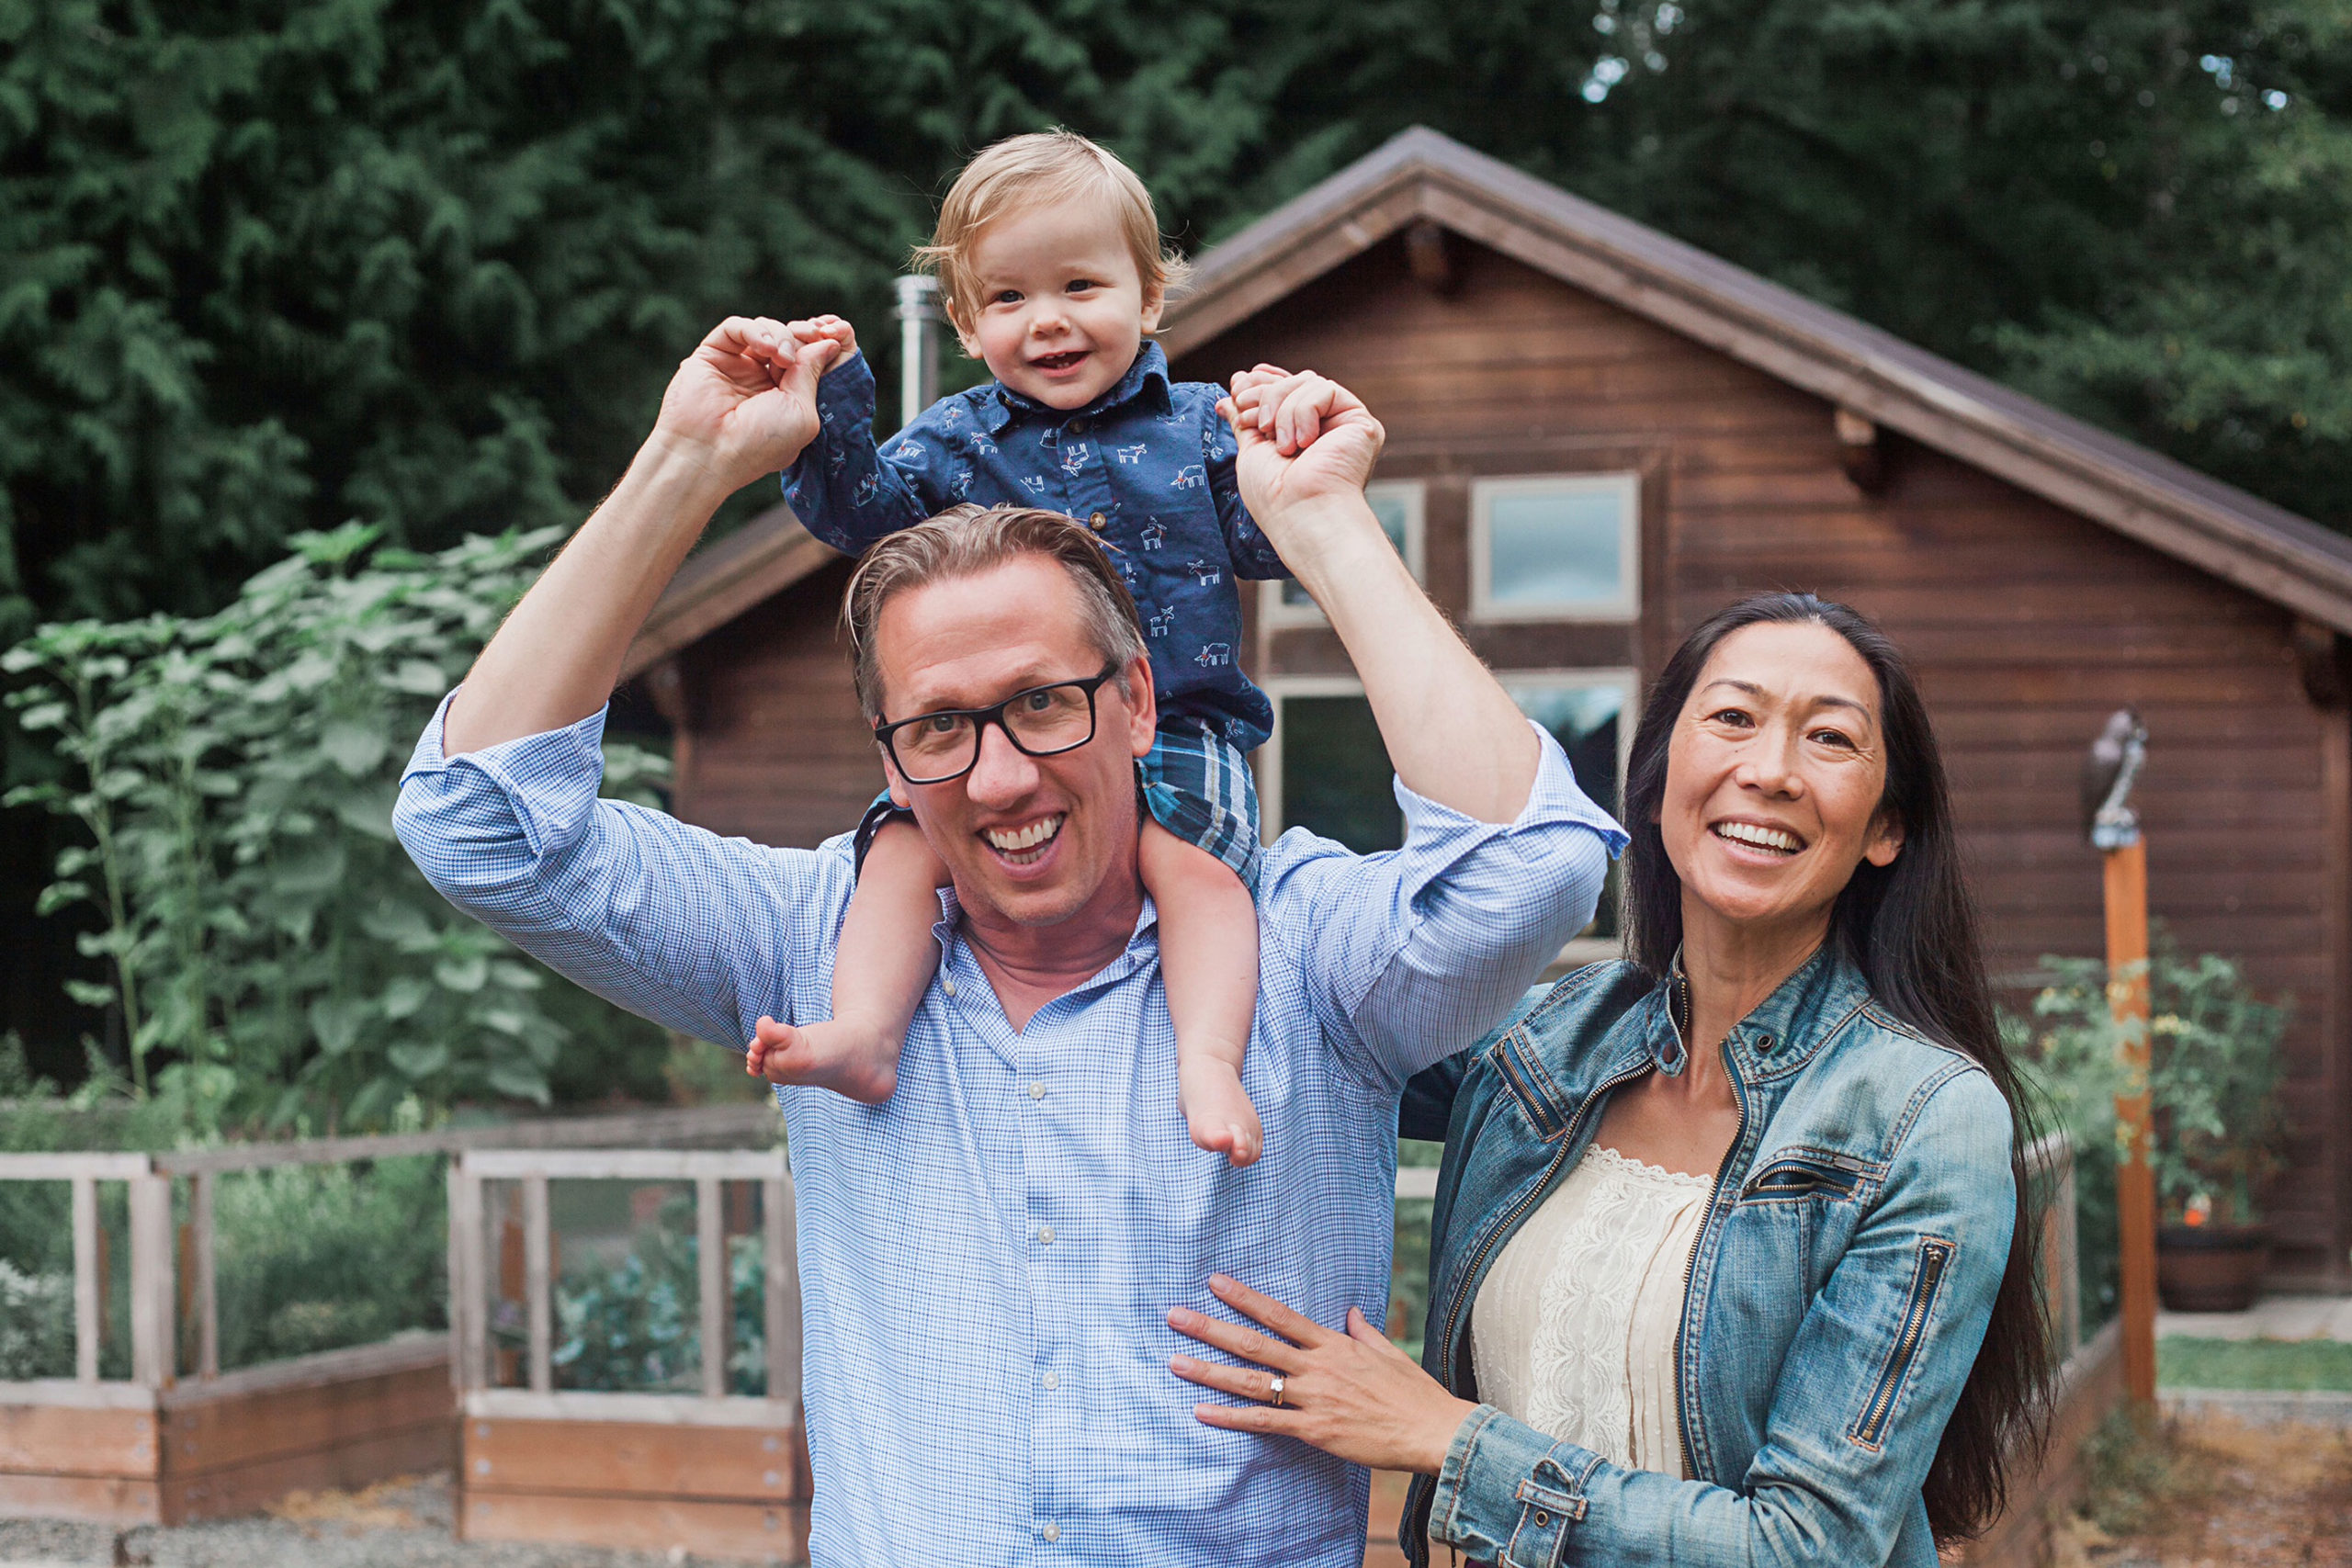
[394,695,1623,1566]
[783,343,1287,750]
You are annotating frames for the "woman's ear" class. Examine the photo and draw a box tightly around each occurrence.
[1863,808,1905,868]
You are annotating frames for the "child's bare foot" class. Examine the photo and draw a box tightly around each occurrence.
[1178,1054,1262,1167]
[744,1015,899,1104]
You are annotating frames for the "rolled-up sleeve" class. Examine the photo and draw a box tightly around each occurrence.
[392,692,851,1048]
[1261,721,1625,1092]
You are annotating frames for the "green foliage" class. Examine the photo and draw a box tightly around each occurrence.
[2159,1334,2352,1391]
[0,1258,74,1380]
[2075,1404,2199,1536]
[547,1194,769,1396]
[210,1150,447,1371]
[4,525,670,1131]
[2013,935,2292,1226]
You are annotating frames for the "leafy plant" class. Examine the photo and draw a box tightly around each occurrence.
[2015,934,2291,1228]
[5,525,669,1131]
[548,1192,770,1396]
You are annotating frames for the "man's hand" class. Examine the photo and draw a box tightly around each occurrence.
[1218,365,1385,570]
[651,315,846,496]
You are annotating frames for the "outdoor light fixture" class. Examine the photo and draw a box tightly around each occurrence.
[2082,707,2148,851]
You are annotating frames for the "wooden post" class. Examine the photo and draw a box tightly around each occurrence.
[697,1176,727,1399]
[72,1174,99,1382]
[2105,840,2158,1408]
[449,1158,486,1393]
[191,1170,218,1380]
[128,1172,175,1389]
[524,1174,551,1394]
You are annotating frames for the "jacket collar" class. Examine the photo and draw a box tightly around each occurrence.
[1642,942,1871,1080]
[976,341,1174,435]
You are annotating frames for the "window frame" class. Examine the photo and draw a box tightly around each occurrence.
[1258,479,1427,629]
[1468,471,1642,625]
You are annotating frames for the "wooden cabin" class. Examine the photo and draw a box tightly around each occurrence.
[623,128,2352,1290]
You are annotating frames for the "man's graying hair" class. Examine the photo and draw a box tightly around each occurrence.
[841,504,1148,723]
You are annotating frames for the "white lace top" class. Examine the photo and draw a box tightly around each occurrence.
[1470,1144,1713,1477]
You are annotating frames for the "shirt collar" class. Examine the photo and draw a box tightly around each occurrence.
[978,341,1173,434]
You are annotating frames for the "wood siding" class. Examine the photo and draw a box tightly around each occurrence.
[668,558,884,852]
[1176,233,2348,1277]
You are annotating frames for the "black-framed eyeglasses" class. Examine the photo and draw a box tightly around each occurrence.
[873,664,1122,785]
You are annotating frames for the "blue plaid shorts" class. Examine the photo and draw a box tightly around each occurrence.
[854,718,1262,892]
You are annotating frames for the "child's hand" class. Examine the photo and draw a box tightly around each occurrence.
[784,315,859,373]
[1226,364,1321,456]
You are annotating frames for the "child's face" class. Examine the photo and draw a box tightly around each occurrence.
[955,201,1164,411]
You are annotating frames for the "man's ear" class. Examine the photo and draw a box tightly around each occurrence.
[877,744,914,811]
[1863,808,1905,868]
[1121,652,1159,758]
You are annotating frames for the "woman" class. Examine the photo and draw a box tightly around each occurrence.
[1169,593,2049,1566]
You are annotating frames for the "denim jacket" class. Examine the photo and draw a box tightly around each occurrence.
[1395,948,2015,1568]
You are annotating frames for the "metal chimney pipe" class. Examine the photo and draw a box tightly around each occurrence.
[893,275,943,430]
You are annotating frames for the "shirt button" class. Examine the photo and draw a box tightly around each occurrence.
[1042,1370,1060,1391]
[1037,1224,1056,1246]
[1028,1081,1046,1100]
[1042,1523,1062,1543]
[1067,418,1088,434]
[1088,511,1106,530]
[941,976,957,998]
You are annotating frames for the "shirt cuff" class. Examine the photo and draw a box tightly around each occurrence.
[1391,719,1631,857]
[399,689,613,863]
[812,349,877,429]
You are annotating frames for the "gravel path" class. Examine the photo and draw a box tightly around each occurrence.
[0,1473,782,1568]
[2060,1411,2352,1566]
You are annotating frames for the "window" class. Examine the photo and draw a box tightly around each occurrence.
[1470,473,1640,622]
[1263,670,1633,949]
[1260,480,1425,627]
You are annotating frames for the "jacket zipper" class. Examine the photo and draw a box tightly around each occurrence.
[1851,1239,1953,1446]
[1408,1050,1654,1565]
[1669,1049,1749,1482]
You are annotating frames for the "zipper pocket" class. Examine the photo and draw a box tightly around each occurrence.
[1740,1149,1868,1201]
[1849,1237,1955,1449]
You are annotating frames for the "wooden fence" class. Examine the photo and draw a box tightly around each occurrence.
[447,1145,806,1561]
[0,1105,775,1528]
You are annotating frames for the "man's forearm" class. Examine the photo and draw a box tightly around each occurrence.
[1286,498,1540,825]
[445,434,740,757]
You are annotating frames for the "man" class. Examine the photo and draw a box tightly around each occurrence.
[393,317,1623,1564]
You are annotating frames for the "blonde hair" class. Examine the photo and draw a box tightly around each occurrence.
[841,504,1147,723]
[912,130,1190,334]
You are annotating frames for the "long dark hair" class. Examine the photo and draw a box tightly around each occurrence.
[1622,592,2051,1541]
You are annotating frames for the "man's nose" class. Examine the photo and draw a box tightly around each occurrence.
[965,720,1042,807]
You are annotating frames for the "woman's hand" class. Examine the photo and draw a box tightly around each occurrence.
[1167,1274,1477,1476]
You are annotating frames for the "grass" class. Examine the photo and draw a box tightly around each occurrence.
[2158,1335,2352,1392]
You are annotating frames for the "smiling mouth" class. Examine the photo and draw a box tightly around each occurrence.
[982,814,1065,865]
[1713,820,1804,855]
[1031,351,1088,372]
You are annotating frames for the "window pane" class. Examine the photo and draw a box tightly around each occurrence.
[1281,490,1413,607]
[1279,694,1402,852]
[1485,482,1627,610]
[1504,681,1624,938]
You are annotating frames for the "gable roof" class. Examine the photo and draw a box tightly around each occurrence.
[628,125,2352,670]
[620,502,841,682]
[1161,126,2352,636]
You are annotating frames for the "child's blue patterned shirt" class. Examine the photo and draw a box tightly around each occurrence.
[784,342,1288,750]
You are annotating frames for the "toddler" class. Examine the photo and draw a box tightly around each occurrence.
[769,130,1298,1165]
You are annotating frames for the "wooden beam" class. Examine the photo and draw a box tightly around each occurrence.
[449,1161,486,1393]
[190,1173,217,1381]
[1835,407,1887,494]
[2324,699,2352,1284]
[73,1175,98,1383]
[0,1153,151,1179]
[523,1176,551,1395]
[151,1103,776,1176]
[127,1176,175,1391]
[462,1388,801,1427]
[1403,220,1460,296]
[465,1149,787,1181]
[697,1178,726,1400]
